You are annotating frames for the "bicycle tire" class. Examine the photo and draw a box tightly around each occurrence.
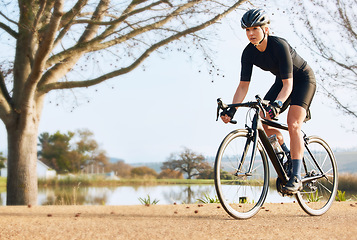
[214,129,269,219]
[296,136,338,216]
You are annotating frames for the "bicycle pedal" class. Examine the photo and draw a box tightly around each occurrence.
[281,188,295,196]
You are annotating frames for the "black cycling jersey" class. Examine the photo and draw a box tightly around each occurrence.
[240,35,316,115]
[241,36,308,82]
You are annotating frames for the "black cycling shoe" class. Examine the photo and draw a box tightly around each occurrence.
[282,175,302,194]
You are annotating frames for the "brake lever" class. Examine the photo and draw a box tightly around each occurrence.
[255,95,279,121]
[258,101,266,118]
[216,105,220,121]
[216,98,223,121]
[216,98,229,120]
[255,95,266,118]
[217,98,237,124]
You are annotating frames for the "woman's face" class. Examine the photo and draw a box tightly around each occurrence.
[245,26,265,45]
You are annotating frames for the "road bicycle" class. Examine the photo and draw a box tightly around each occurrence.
[214,95,338,219]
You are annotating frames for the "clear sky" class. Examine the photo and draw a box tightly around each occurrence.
[0,4,356,163]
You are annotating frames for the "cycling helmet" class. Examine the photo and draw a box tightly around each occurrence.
[241,9,270,29]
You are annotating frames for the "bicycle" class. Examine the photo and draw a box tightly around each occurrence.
[214,95,338,219]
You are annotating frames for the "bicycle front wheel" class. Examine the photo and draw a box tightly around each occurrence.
[214,129,269,219]
[296,136,338,216]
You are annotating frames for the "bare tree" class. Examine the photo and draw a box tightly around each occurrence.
[162,147,207,179]
[286,0,357,122]
[0,0,247,205]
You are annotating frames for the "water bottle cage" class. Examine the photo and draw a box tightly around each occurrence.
[276,151,285,163]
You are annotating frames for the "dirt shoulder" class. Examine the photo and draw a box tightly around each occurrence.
[0,202,356,240]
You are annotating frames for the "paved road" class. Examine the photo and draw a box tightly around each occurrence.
[0,202,356,239]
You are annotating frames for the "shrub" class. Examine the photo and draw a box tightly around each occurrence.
[338,173,357,192]
[157,169,183,179]
[131,166,158,179]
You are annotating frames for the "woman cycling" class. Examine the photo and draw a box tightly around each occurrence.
[221,9,316,193]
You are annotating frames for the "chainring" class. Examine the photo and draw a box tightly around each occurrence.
[276,177,293,197]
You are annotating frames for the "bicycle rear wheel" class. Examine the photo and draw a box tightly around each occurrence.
[214,129,269,219]
[296,136,338,215]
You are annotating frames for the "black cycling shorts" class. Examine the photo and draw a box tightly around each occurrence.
[264,65,316,113]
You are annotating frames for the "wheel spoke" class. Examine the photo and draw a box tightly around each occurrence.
[296,137,337,216]
[215,130,269,219]
[316,181,332,194]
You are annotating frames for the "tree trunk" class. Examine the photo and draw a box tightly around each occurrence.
[6,111,39,205]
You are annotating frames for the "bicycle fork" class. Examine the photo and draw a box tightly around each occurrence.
[235,127,258,177]
[235,114,262,178]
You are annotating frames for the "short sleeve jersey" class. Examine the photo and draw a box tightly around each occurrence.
[240,36,307,82]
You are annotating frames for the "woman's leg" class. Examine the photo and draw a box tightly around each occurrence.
[283,105,306,192]
[287,105,306,160]
[262,118,284,144]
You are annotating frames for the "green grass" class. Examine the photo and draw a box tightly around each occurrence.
[0,177,6,192]
[197,193,220,204]
[337,173,357,192]
[44,183,82,205]
[305,189,322,202]
[38,176,215,187]
[335,190,347,201]
[5,172,357,192]
[138,195,160,206]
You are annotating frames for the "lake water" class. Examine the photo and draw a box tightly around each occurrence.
[1,185,295,205]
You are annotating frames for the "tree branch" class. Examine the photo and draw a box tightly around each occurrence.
[53,0,89,48]
[41,0,56,22]
[25,0,63,94]
[0,71,12,106]
[0,72,13,123]
[319,83,357,118]
[33,0,48,30]
[71,1,165,26]
[336,0,357,40]
[288,0,357,119]
[0,10,19,26]
[60,0,89,27]
[0,12,19,38]
[39,0,115,90]
[77,0,110,44]
[39,0,247,92]
[49,0,160,66]
[44,0,204,68]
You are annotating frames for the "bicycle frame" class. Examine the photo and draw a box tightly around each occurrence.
[237,104,289,184]
[226,98,327,186]
[262,118,329,184]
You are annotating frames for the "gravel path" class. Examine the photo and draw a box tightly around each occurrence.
[0,202,356,239]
